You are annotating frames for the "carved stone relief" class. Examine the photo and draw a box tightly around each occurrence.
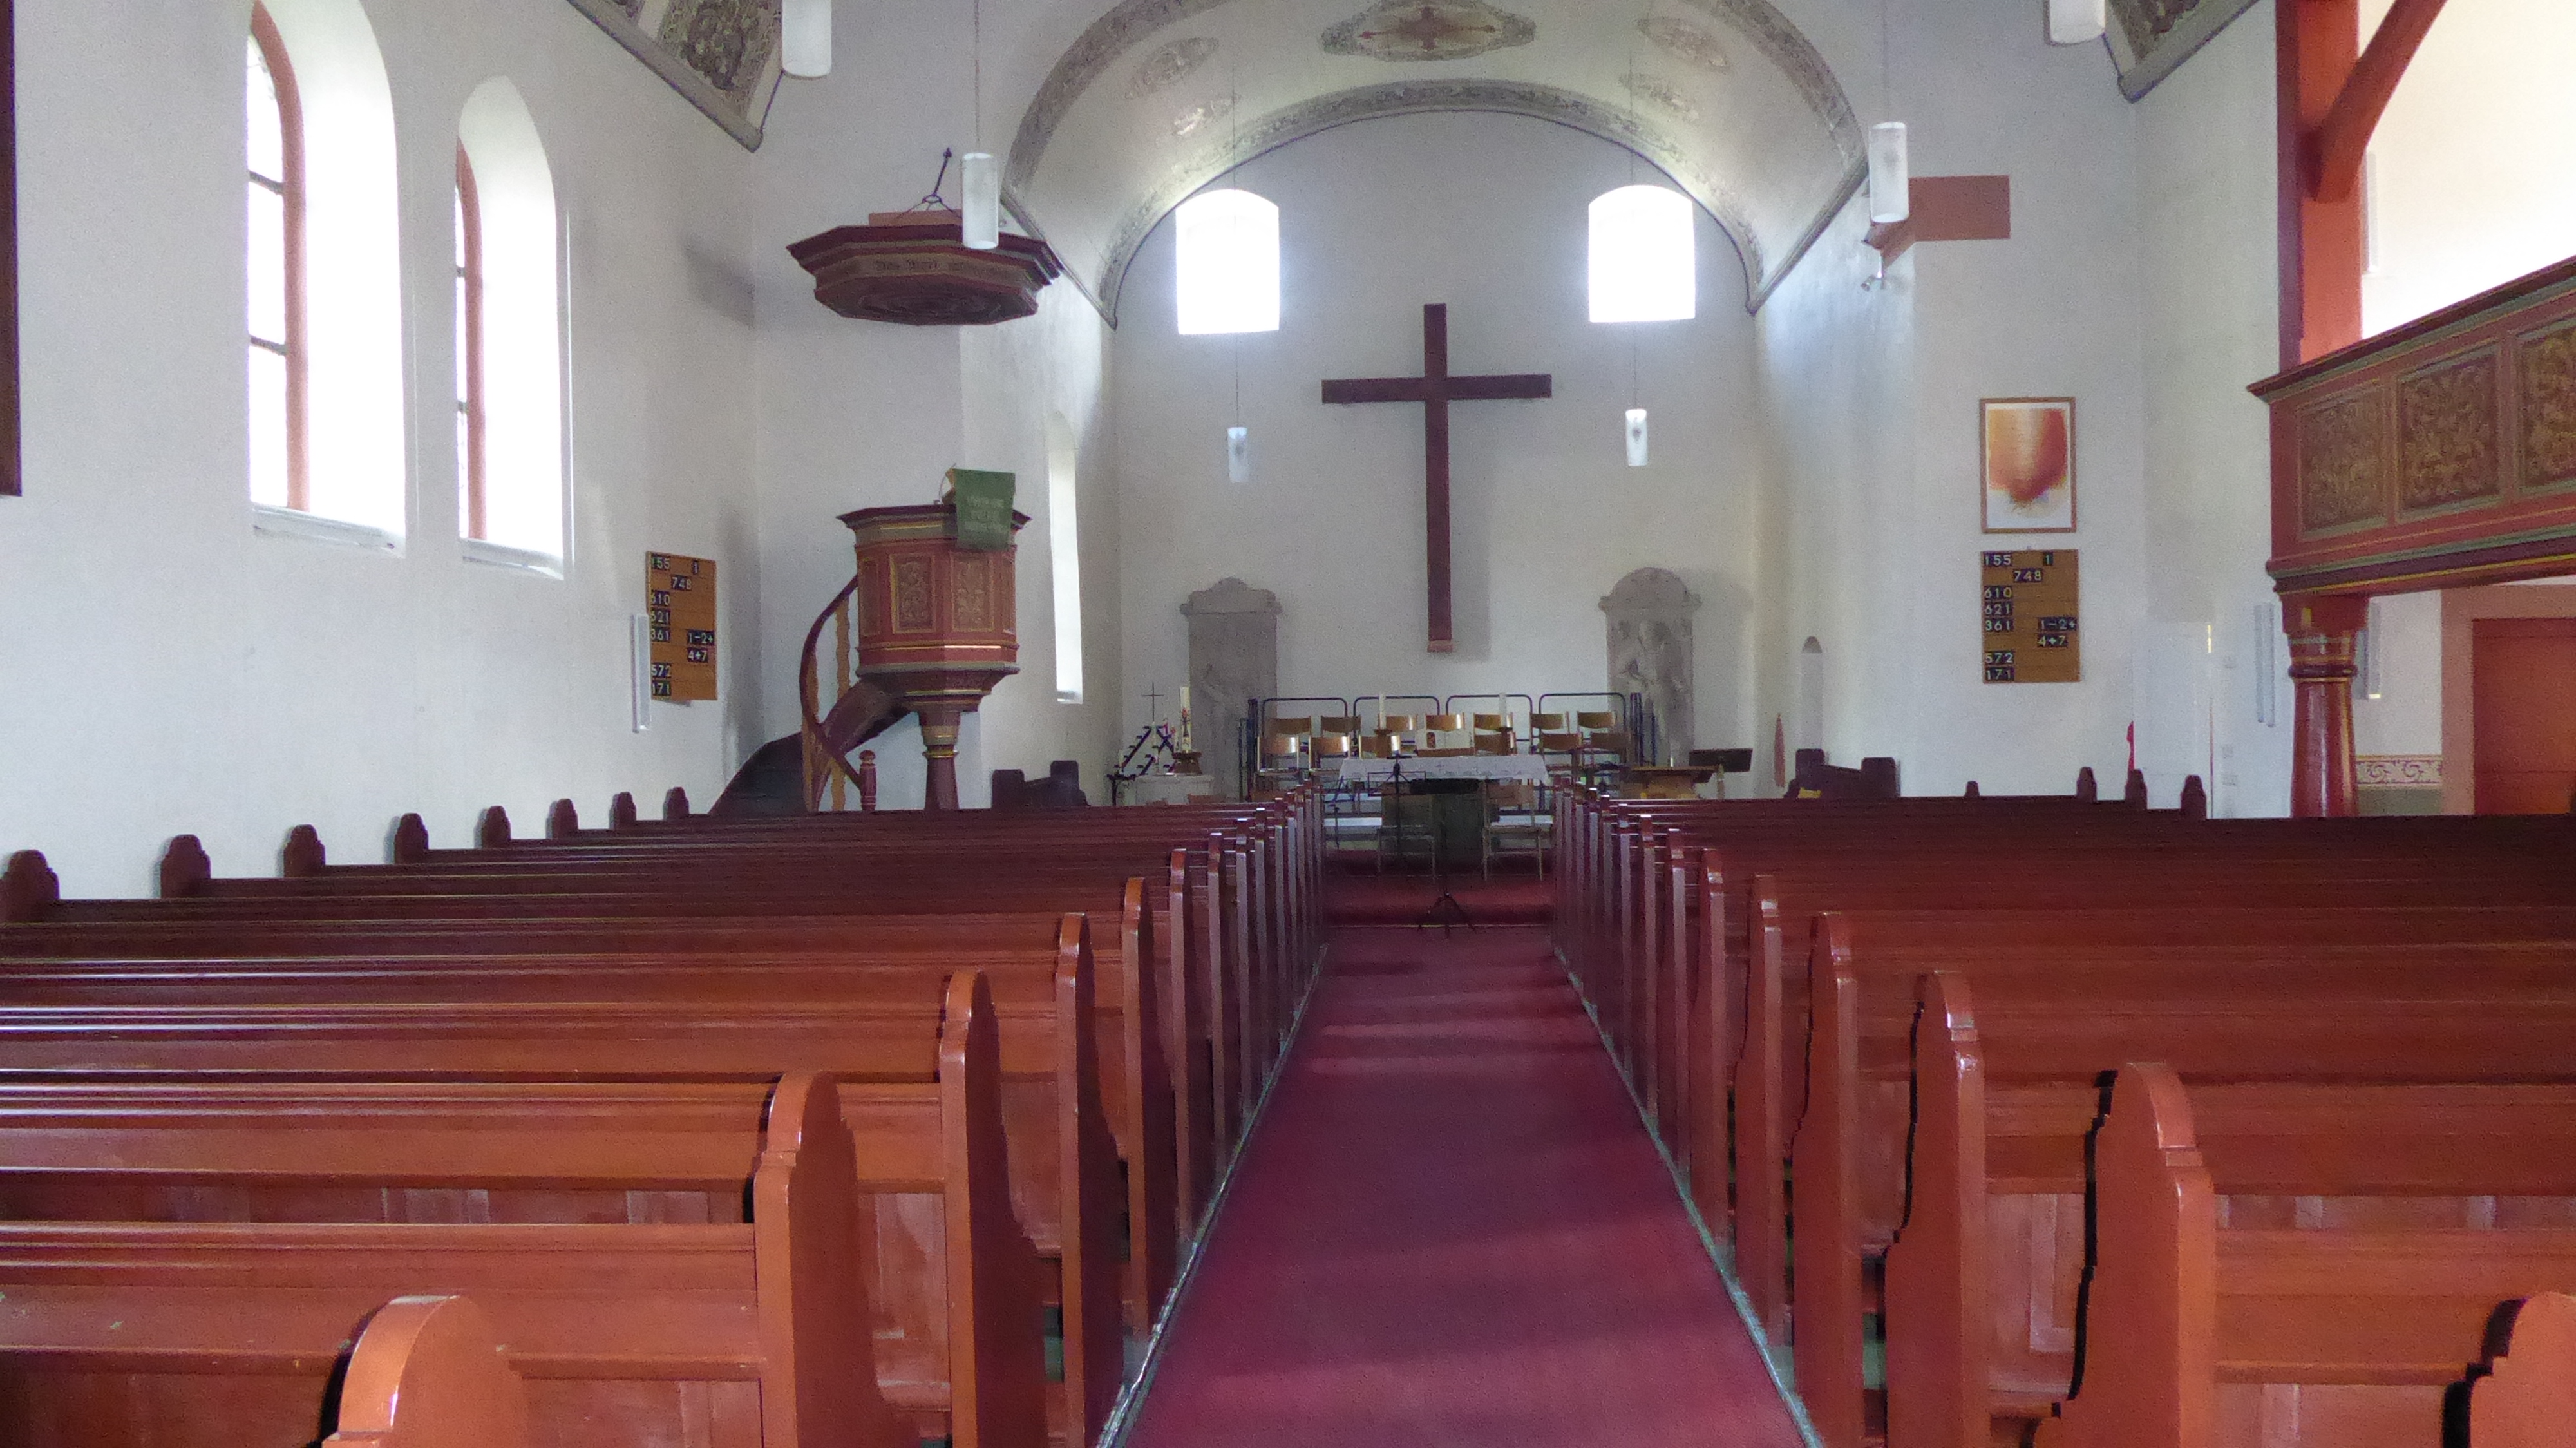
[1181,579,1282,800]
[1602,568,1701,768]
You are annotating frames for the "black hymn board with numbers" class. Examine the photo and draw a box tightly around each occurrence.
[1980,549,2079,683]
[647,552,719,702]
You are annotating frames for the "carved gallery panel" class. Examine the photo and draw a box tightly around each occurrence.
[2396,348,2503,515]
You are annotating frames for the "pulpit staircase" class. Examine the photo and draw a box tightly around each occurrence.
[709,575,902,815]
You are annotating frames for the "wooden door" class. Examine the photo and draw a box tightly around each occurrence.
[2473,618,2576,814]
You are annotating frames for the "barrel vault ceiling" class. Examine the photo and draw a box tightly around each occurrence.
[990,0,1869,321]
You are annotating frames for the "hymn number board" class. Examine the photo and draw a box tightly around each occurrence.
[1981,549,2079,683]
[647,552,718,702]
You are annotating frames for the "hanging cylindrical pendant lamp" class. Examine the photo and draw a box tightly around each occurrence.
[782,0,832,77]
[961,153,1001,250]
[1625,410,1650,468]
[1227,426,1251,484]
[2047,0,2106,44]
[1867,122,1909,225]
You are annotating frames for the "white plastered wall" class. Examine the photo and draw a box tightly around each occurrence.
[1754,0,2161,801]
[0,0,764,894]
[752,3,1121,812]
[1110,111,1764,769]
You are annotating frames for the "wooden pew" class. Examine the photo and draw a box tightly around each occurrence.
[2032,1064,2576,1448]
[155,832,1260,1209]
[1893,973,2576,1448]
[3,895,1190,1346]
[0,927,1128,1447]
[324,1295,531,1448]
[1717,859,2576,1348]
[0,1072,909,1448]
[1788,926,2576,1448]
[0,974,1046,1448]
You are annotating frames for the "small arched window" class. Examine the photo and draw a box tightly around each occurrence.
[246,5,307,510]
[1175,189,1281,336]
[455,79,564,565]
[1046,413,1084,703]
[1589,185,1696,324]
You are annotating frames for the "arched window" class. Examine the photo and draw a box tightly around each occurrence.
[1175,189,1280,336]
[1046,414,1084,703]
[455,79,564,564]
[246,5,306,511]
[1589,185,1696,324]
[246,0,406,542]
[453,149,484,540]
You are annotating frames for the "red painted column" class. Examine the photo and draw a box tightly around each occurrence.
[2286,594,2369,817]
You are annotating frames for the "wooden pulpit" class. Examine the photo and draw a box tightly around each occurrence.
[840,500,1027,810]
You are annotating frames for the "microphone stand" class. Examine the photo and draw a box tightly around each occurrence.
[1406,756,1473,935]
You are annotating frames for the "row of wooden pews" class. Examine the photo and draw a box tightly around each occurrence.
[1555,779,2576,1448]
[0,784,1325,1448]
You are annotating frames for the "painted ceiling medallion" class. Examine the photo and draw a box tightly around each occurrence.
[1172,95,1237,138]
[1128,37,1218,99]
[1323,1,1537,63]
[1640,15,1729,72]
[1622,73,1701,122]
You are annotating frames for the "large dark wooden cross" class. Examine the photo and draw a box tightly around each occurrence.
[1322,303,1551,654]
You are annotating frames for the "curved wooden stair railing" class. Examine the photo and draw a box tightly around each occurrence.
[709,575,905,817]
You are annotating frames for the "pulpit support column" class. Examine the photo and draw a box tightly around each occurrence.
[2286,593,2368,817]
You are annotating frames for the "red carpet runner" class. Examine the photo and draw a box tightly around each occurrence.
[1121,924,1809,1447]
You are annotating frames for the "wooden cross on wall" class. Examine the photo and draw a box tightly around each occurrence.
[1323,304,1551,653]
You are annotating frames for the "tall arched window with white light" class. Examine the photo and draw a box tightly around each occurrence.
[1046,414,1084,703]
[247,5,307,511]
[453,149,486,539]
[244,0,406,541]
[1588,185,1696,323]
[455,79,565,565]
[1175,189,1280,335]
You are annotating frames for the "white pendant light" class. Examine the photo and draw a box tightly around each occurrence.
[2047,0,2107,45]
[1867,122,1910,225]
[1227,426,1251,484]
[1625,410,1650,468]
[961,152,1000,250]
[782,0,832,77]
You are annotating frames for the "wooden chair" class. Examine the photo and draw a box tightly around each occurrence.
[1470,713,1514,749]
[1266,716,1312,742]
[1424,712,1470,751]
[1378,714,1423,752]
[1318,714,1363,738]
[1472,732,1513,755]
[1256,733,1308,795]
[1531,712,1569,734]
[1358,733,1394,759]
[1484,780,1550,877]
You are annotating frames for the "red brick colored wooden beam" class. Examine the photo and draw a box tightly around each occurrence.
[2308,0,2447,204]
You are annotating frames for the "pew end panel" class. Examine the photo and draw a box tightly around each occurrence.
[323,1294,531,1448]
[938,970,1052,1448]
[2032,1063,2215,1448]
[2472,1291,2576,1448]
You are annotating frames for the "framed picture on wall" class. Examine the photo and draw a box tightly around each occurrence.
[1981,397,2076,533]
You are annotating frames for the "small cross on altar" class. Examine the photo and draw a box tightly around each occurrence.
[1323,303,1551,653]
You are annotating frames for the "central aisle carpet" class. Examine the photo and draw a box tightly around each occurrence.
[1121,926,1808,1447]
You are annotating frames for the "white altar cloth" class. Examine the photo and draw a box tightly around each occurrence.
[1333,755,1549,786]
